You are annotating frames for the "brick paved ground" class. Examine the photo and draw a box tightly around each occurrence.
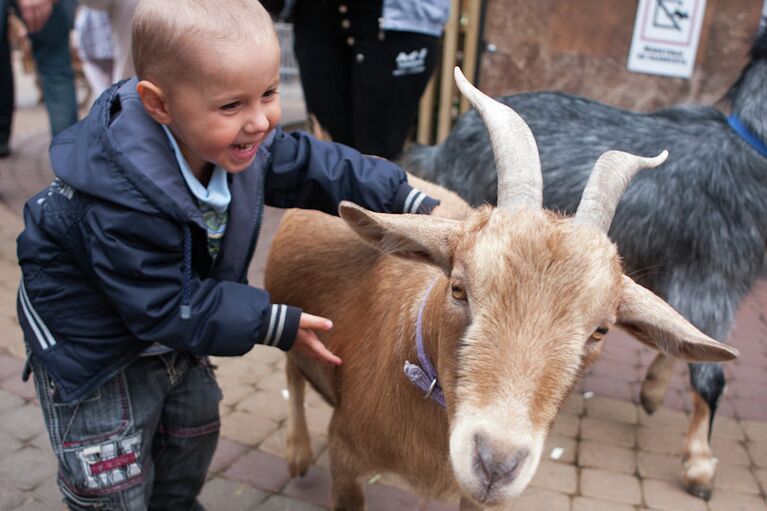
[2,67,767,510]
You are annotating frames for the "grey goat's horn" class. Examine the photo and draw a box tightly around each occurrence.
[453,67,542,211]
[574,150,668,232]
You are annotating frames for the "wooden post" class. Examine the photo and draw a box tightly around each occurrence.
[436,0,461,143]
[459,0,483,113]
[417,74,437,144]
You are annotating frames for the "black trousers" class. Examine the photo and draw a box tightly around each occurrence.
[292,0,440,160]
[0,1,14,144]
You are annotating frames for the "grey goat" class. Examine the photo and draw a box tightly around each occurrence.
[406,30,767,500]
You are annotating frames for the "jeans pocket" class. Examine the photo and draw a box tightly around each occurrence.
[34,364,144,495]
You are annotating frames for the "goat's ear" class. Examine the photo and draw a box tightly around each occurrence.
[339,201,460,271]
[616,276,739,362]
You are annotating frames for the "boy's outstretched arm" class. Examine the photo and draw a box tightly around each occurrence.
[263,128,440,215]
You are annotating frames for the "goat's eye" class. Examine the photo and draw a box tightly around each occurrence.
[451,283,467,301]
[590,326,609,341]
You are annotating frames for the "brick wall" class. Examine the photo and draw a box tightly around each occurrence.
[477,0,764,111]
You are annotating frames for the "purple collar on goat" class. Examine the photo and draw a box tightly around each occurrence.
[728,114,767,159]
[403,278,446,408]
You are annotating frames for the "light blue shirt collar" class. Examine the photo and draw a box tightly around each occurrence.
[161,125,231,213]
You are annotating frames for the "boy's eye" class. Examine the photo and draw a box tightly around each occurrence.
[221,101,240,111]
[263,88,279,99]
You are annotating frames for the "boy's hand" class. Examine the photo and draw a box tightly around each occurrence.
[430,204,461,219]
[292,313,342,366]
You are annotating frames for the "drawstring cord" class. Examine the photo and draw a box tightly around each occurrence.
[180,224,192,320]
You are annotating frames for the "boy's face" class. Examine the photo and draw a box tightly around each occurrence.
[158,36,282,179]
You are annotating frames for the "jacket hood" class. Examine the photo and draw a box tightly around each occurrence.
[49,78,201,224]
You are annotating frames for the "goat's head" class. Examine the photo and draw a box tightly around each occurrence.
[338,68,738,508]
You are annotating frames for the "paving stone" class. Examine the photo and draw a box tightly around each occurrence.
[29,476,63,509]
[0,353,22,380]
[580,416,636,448]
[208,438,251,475]
[585,396,638,424]
[543,434,578,464]
[581,375,635,402]
[0,404,45,442]
[529,459,577,494]
[562,392,584,415]
[236,388,289,423]
[636,426,684,455]
[572,496,635,511]
[420,498,459,511]
[580,468,641,505]
[0,428,22,457]
[256,494,328,511]
[747,441,767,468]
[637,451,681,482]
[0,374,36,401]
[712,462,761,494]
[710,436,751,466]
[0,447,56,490]
[733,398,767,421]
[508,487,570,511]
[255,368,288,392]
[28,434,52,452]
[281,464,332,509]
[303,403,333,435]
[220,410,280,447]
[742,419,767,444]
[578,439,636,474]
[707,488,767,511]
[755,467,767,494]
[258,427,327,464]
[9,498,58,511]
[248,345,287,368]
[641,478,707,511]
[224,448,291,493]
[198,477,268,511]
[219,381,257,409]
[711,415,746,440]
[0,483,26,511]
[550,413,579,438]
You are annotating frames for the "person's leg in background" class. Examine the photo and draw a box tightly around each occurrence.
[292,0,354,145]
[0,0,13,156]
[106,0,139,80]
[28,0,77,136]
[351,30,440,160]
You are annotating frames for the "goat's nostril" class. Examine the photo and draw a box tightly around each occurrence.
[473,434,529,488]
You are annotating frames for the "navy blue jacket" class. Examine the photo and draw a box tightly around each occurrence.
[16,79,438,403]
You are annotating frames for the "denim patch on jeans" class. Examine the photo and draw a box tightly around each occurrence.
[30,351,222,510]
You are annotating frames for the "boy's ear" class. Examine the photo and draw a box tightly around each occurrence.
[136,80,171,125]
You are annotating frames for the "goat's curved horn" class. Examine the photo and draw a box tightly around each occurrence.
[453,67,542,211]
[574,150,668,231]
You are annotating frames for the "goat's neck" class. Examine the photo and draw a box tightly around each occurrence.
[417,277,454,410]
[730,60,767,143]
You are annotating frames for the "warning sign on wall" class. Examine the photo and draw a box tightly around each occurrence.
[627,0,707,78]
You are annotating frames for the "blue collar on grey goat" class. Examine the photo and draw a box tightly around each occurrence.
[404,278,446,408]
[728,114,767,159]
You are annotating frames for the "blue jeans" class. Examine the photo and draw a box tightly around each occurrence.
[30,352,222,510]
[0,0,78,142]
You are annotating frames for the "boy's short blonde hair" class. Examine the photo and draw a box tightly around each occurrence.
[132,0,276,85]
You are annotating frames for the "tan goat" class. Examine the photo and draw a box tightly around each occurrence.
[264,68,739,510]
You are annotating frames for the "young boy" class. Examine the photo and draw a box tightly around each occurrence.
[16,0,443,508]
